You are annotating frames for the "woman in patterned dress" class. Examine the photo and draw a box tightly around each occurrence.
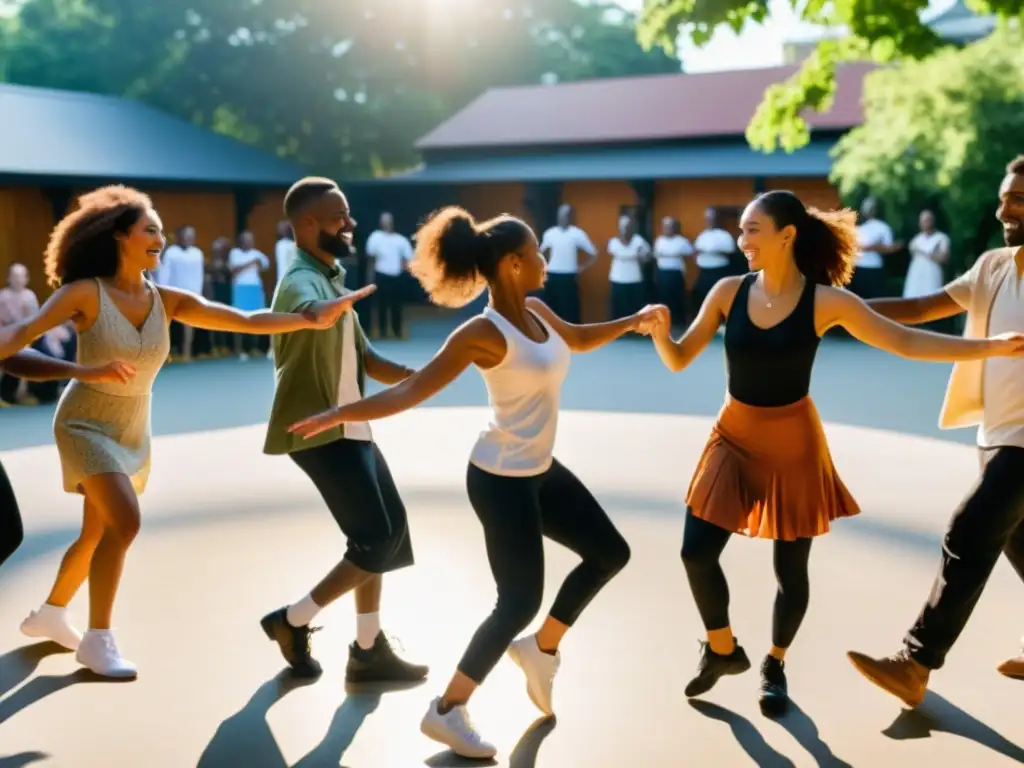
[0,186,372,678]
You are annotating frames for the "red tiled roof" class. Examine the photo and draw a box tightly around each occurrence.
[416,63,874,151]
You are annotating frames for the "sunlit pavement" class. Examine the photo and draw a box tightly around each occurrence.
[1,334,1022,766]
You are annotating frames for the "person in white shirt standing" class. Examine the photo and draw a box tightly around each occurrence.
[607,214,651,322]
[847,154,1024,704]
[903,210,951,299]
[229,230,271,359]
[539,204,597,323]
[275,220,296,286]
[849,197,902,300]
[365,212,413,339]
[653,216,694,327]
[161,226,205,361]
[692,208,737,318]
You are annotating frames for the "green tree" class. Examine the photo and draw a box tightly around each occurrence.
[3,0,680,178]
[830,28,1024,271]
[637,0,1024,154]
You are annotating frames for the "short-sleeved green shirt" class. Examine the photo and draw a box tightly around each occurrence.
[263,248,367,455]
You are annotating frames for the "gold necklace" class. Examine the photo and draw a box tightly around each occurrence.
[760,275,803,309]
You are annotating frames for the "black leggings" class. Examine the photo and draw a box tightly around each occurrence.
[681,509,812,650]
[458,460,631,683]
[0,460,24,571]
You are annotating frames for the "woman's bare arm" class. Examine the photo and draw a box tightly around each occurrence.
[820,287,1013,361]
[289,317,504,438]
[526,297,642,353]
[0,282,92,359]
[652,277,740,372]
[160,284,375,334]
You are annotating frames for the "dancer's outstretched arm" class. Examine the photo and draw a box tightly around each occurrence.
[289,316,503,439]
[650,276,740,373]
[159,284,376,334]
[867,290,964,325]
[525,298,658,352]
[819,287,1024,361]
[0,281,93,359]
[0,350,135,385]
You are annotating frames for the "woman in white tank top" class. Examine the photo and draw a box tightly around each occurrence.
[289,206,660,760]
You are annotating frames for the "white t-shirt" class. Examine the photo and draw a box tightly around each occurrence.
[540,225,596,274]
[903,231,951,298]
[160,245,205,295]
[365,230,413,277]
[980,272,1024,450]
[228,248,270,287]
[694,228,735,270]
[654,235,694,272]
[607,235,650,284]
[856,219,894,269]
[276,238,296,283]
[338,311,371,441]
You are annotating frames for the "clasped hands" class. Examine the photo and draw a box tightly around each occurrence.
[633,304,672,336]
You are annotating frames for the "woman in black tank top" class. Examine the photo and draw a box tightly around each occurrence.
[645,190,1024,716]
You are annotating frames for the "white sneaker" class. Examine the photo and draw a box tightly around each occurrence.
[74,630,137,679]
[420,697,497,759]
[20,604,83,650]
[507,635,560,716]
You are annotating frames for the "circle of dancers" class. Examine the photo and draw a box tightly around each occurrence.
[1,156,1023,761]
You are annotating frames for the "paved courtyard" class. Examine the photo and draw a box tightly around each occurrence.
[1,327,1021,767]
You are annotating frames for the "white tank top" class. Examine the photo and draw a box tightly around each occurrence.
[469,306,572,477]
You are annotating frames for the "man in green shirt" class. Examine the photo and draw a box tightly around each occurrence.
[259,177,427,685]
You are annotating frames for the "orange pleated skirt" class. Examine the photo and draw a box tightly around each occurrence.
[686,396,859,541]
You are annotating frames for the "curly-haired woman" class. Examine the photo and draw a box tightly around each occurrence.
[0,186,372,679]
[289,206,659,759]
[645,190,1024,716]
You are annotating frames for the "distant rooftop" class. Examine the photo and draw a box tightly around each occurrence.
[415,63,872,151]
[0,83,306,186]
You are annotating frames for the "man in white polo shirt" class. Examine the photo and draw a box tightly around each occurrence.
[365,212,413,339]
[849,198,902,300]
[539,204,596,323]
[847,154,1024,704]
[161,226,205,361]
[691,208,736,317]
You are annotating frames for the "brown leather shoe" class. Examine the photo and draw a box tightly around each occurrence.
[847,649,929,708]
[997,653,1024,680]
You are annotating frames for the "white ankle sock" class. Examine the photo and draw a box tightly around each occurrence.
[356,611,380,649]
[39,603,67,617]
[286,595,321,627]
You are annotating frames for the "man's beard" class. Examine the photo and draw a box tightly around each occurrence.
[1004,224,1024,248]
[318,229,352,256]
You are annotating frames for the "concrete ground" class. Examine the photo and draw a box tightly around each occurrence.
[0,325,1021,767]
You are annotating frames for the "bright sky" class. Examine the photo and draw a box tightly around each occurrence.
[616,0,958,72]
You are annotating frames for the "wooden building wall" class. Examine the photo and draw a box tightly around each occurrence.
[456,183,530,224]
[653,178,756,240]
[0,186,288,300]
[0,187,56,292]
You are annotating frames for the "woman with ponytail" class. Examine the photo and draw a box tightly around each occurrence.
[289,206,660,759]
[645,190,1024,716]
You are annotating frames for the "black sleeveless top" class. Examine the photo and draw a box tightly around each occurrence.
[724,273,820,407]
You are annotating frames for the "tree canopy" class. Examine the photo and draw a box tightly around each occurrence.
[0,0,681,179]
[637,0,1023,154]
[830,27,1024,269]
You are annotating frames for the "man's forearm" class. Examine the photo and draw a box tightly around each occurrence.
[364,348,415,384]
[866,294,963,325]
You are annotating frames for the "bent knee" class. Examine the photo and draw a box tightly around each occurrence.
[598,535,631,576]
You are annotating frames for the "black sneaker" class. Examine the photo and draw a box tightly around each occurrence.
[759,656,789,716]
[346,631,429,684]
[684,640,751,698]
[260,607,323,678]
